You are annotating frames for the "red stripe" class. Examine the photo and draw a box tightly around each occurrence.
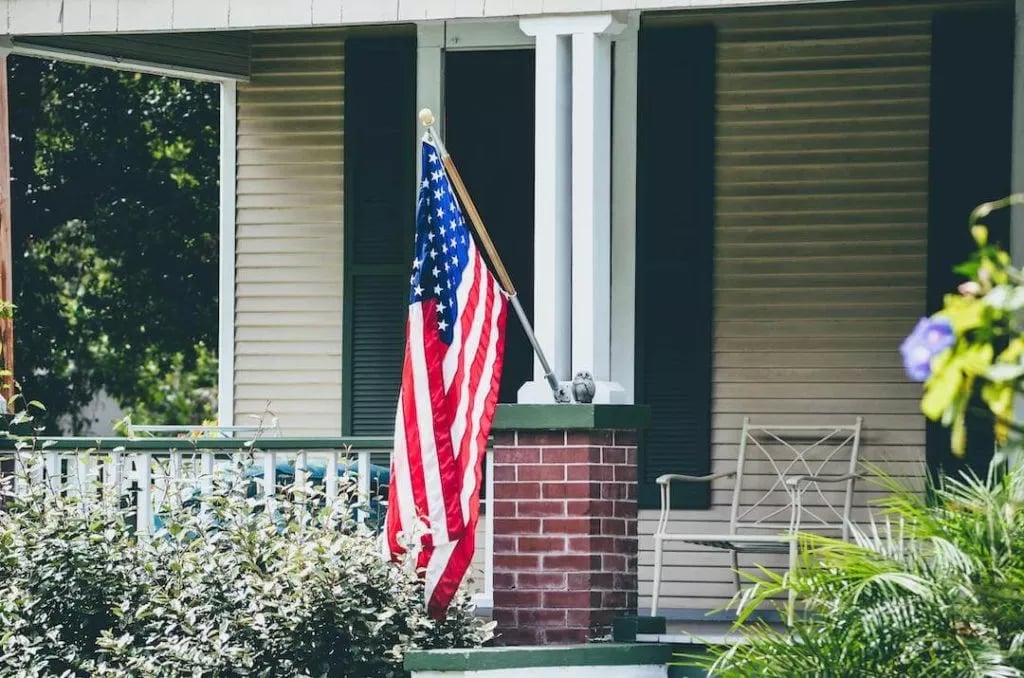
[428,515,478,617]
[455,271,496,474]
[446,252,483,417]
[399,327,430,540]
[419,298,466,541]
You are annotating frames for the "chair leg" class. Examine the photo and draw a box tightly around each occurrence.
[732,549,741,591]
[787,539,798,626]
[651,536,664,617]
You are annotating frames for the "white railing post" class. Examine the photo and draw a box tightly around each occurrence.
[484,447,495,605]
[135,453,152,537]
[357,449,371,524]
[200,451,215,496]
[295,450,309,492]
[325,449,338,505]
[45,451,61,495]
[169,450,184,509]
[105,450,124,506]
[263,451,277,505]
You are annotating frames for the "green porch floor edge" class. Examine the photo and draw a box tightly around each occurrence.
[492,404,651,431]
[405,643,671,672]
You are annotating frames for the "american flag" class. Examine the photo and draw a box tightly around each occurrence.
[385,136,508,616]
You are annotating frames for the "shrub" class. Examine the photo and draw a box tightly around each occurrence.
[0,462,493,677]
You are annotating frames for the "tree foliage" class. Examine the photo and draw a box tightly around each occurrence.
[9,56,219,432]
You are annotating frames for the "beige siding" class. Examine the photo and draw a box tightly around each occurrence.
[234,29,344,435]
[638,1,1004,612]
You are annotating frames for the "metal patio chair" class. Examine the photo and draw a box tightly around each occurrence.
[650,417,864,619]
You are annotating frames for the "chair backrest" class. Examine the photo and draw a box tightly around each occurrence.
[729,417,863,540]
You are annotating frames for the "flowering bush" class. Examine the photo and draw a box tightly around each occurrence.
[0,463,493,677]
[689,197,1024,676]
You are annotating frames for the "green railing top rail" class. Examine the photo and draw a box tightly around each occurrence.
[0,436,394,452]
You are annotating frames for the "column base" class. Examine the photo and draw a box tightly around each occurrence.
[517,380,627,404]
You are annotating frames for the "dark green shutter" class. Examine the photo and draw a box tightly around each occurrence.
[342,36,416,436]
[926,9,1012,480]
[636,25,716,510]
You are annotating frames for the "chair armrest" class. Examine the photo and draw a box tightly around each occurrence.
[785,473,861,486]
[657,470,736,485]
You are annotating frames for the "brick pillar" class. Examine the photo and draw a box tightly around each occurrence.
[491,427,639,645]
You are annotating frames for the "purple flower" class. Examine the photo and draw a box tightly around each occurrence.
[900,317,955,382]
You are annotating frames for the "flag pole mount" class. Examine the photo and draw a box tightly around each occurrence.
[418,108,571,404]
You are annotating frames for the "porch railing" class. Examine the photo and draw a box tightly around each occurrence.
[0,436,495,609]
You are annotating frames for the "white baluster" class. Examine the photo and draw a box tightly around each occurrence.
[484,448,495,604]
[135,453,152,537]
[75,454,93,506]
[45,451,61,496]
[263,451,276,503]
[170,450,184,509]
[200,451,215,496]
[325,449,338,505]
[295,450,309,492]
[357,450,371,524]
[105,451,124,506]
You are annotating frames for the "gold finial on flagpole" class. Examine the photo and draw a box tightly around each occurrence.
[419,108,435,127]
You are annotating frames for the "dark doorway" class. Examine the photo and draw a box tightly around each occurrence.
[926,8,1013,480]
[444,49,536,403]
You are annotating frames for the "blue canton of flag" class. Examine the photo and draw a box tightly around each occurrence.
[410,140,472,345]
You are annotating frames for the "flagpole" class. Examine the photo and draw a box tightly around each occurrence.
[419,108,570,404]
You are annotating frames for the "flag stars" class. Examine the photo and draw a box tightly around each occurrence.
[430,249,438,260]
[433,284,442,295]
[434,189,443,200]
[436,207,444,219]
[413,258,422,269]
[438,318,449,331]
[414,285,423,297]
[432,266,440,277]
[421,179,429,189]
[429,152,438,164]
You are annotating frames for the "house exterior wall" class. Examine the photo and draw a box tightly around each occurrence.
[232,29,344,435]
[1,0,835,35]
[634,0,981,613]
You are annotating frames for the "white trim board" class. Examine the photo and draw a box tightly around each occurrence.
[217,80,237,427]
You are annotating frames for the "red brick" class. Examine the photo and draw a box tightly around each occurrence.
[602,591,628,609]
[494,590,543,608]
[493,465,516,482]
[517,465,566,482]
[492,607,517,626]
[625,449,637,465]
[494,518,541,535]
[494,482,540,499]
[569,464,613,481]
[497,627,541,646]
[567,572,591,590]
[590,571,616,589]
[494,536,517,552]
[588,608,619,627]
[494,554,539,570]
[614,572,638,590]
[613,500,636,518]
[493,501,516,517]
[517,500,566,517]
[602,554,626,571]
[601,483,628,501]
[626,484,637,500]
[601,519,626,536]
[544,554,601,571]
[517,572,567,589]
[580,536,616,553]
[542,447,601,464]
[615,537,638,556]
[544,628,590,644]
[543,517,596,534]
[614,464,637,482]
[543,482,596,499]
[625,520,638,537]
[493,572,516,590]
[602,448,626,464]
[518,608,568,626]
[517,431,567,446]
[567,430,613,445]
[614,430,639,446]
[518,536,566,552]
[496,448,540,464]
[492,431,517,447]
[566,500,614,517]
[544,591,602,608]
[566,609,594,628]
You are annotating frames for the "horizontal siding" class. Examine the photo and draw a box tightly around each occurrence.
[637,0,1007,613]
[234,29,344,436]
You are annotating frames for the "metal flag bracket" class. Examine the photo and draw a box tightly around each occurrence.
[418,108,571,404]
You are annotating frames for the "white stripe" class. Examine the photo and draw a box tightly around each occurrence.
[409,304,454,545]
[424,539,457,607]
[390,390,421,553]
[461,277,505,517]
[442,240,479,390]
[448,247,491,468]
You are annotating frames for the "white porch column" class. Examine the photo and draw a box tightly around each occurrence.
[518,18,573,403]
[217,80,236,426]
[610,14,639,404]
[518,13,626,404]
